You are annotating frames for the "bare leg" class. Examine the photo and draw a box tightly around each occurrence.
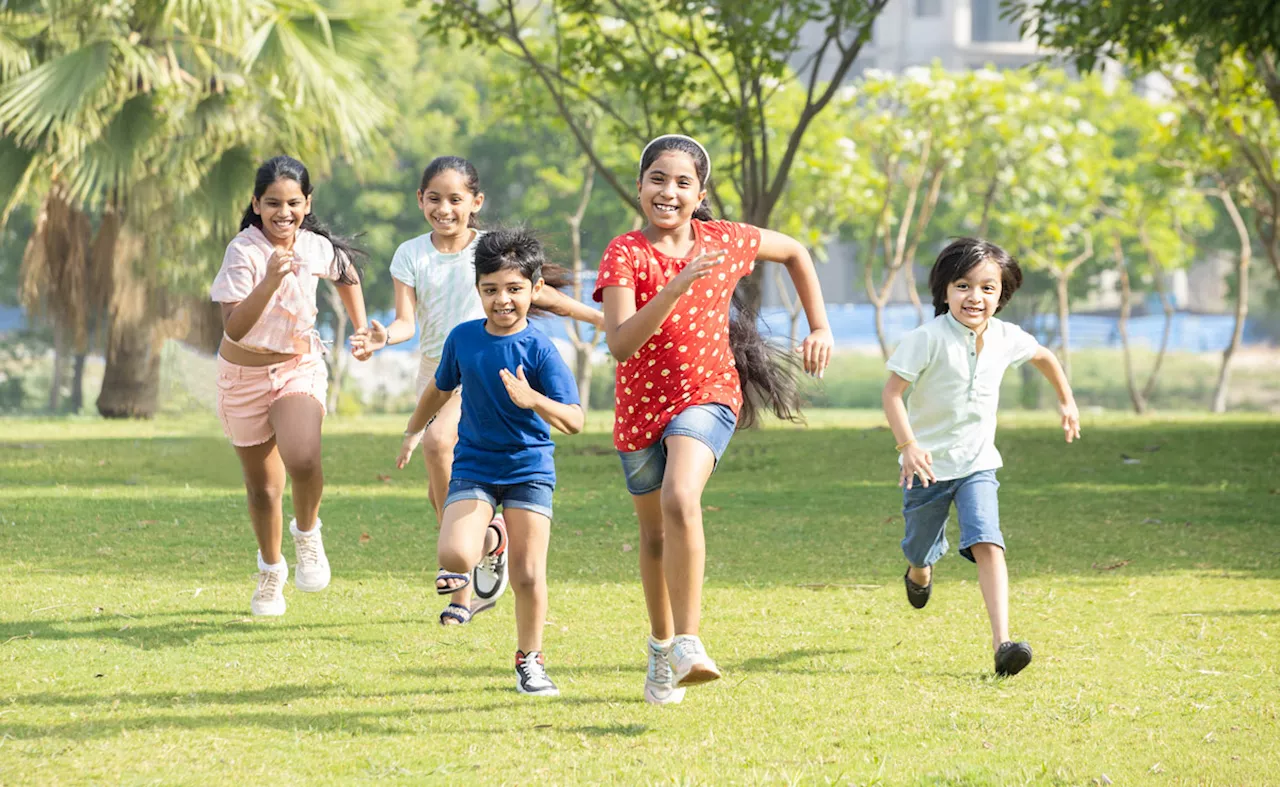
[907,564,932,586]
[435,499,492,619]
[971,542,1010,651]
[659,436,717,636]
[419,394,477,609]
[234,438,286,564]
[269,395,325,531]
[504,508,552,653]
[633,490,674,641]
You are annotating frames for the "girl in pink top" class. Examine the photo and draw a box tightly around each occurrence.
[210,155,375,617]
[594,135,833,703]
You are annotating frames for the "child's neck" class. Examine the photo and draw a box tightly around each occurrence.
[484,316,528,337]
[431,229,474,255]
[642,222,697,258]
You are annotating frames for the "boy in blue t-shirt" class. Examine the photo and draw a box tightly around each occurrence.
[398,228,584,696]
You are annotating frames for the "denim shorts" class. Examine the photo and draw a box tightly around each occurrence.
[617,404,738,496]
[444,477,555,519]
[901,469,1003,567]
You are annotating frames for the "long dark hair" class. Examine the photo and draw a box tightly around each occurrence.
[928,238,1023,316]
[419,156,483,229]
[239,155,362,285]
[473,227,573,318]
[639,135,800,430]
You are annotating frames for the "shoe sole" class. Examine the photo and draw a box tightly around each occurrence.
[516,686,560,697]
[675,664,721,687]
[251,604,285,616]
[996,650,1033,677]
[294,576,329,593]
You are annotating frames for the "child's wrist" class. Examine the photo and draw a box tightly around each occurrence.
[895,438,916,452]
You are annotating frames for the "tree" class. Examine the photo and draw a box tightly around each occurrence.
[0,0,392,417]
[421,0,890,310]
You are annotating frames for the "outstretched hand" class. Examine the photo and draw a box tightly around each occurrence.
[797,327,833,378]
[1059,399,1081,443]
[349,319,387,361]
[499,365,539,409]
[396,429,423,469]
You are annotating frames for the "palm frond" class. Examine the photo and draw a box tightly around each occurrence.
[0,40,114,144]
[0,134,39,226]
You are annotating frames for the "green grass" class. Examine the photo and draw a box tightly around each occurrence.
[1,411,1278,784]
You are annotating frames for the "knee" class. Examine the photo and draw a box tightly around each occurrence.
[286,453,322,481]
[245,481,283,510]
[638,526,665,559]
[422,430,456,462]
[660,489,701,530]
[509,562,544,596]
[436,543,473,573]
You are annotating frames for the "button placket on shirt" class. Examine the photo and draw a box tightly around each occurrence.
[966,330,979,401]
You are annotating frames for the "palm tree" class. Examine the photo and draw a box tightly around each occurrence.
[0,0,391,416]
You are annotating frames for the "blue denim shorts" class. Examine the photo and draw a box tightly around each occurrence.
[617,404,738,496]
[901,469,1003,567]
[444,478,555,519]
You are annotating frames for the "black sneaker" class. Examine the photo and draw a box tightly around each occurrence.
[995,641,1033,676]
[515,650,560,696]
[904,568,932,609]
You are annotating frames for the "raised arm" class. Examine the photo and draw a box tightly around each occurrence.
[755,228,833,376]
[534,285,604,330]
[221,248,295,340]
[499,366,584,435]
[1028,347,1081,442]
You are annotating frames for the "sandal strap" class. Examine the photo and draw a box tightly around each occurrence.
[435,568,471,595]
[439,603,471,625]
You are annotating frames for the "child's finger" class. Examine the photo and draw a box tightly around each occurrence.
[516,365,527,381]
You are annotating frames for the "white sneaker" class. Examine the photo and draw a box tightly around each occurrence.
[471,513,509,614]
[515,650,560,696]
[291,518,330,592]
[251,561,287,616]
[670,634,721,687]
[644,637,686,705]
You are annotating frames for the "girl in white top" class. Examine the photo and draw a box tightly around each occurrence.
[352,156,602,625]
[211,155,376,617]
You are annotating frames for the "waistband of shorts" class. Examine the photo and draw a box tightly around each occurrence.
[216,352,323,379]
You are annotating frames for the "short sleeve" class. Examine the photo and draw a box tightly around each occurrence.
[434,327,462,391]
[209,240,257,303]
[532,339,581,407]
[592,236,637,302]
[1004,322,1041,368]
[726,222,761,279]
[312,234,342,281]
[388,242,418,289]
[886,326,932,383]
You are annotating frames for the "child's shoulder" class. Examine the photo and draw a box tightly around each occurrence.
[393,232,436,258]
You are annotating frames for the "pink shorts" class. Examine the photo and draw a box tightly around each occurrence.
[215,354,328,447]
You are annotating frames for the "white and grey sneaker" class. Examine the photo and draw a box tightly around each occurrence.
[670,634,721,687]
[471,513,509,614]
[251,558,287,616]
[644,637,686,705]
[291,518,330,592]
[515,650,560,696]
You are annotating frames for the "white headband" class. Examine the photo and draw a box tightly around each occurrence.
[640,134,711,181]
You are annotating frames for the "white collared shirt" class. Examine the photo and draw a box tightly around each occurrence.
[389,231,488,364]
[887,312,1041,481]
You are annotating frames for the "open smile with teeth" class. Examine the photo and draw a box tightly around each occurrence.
[434,216,457,225]
[962,305,986,317]
[272,217,295,230]
[493,306,516,317]
[654,203,679,215]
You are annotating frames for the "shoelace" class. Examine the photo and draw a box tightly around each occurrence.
[295,533,320,565]
[518,653,551,686]
[256,570,284,597]
[671,637,704,664]
[648,645,674,684]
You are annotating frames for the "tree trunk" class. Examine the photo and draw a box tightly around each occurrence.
[323,281,349,414]
[1054,272,1072,380]
[1113,238,1145,414]
[903,261,926,326]
[69,352,87,413]
[48,321,68,412]
[1212,187,1251,413]
[1140,249,1175,405]
[97,317,161,418]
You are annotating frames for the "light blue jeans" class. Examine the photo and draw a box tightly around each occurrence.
[901,469,1003,567]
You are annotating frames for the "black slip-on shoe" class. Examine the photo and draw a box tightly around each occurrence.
[995,640,1033,676]
[904,569,932,609]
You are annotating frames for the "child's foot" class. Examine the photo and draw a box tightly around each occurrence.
[994,640,1033,676]
[515,650,560,696]
[644,637,686,705]
[670,634,721,687]
[291,519,330,592]
[904,565,932,609]
[472,513,509,607]
[251,564,287,616]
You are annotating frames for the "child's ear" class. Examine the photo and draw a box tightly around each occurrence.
[252,196,262,216]
[472,192,485,212]
[532,276,544,297]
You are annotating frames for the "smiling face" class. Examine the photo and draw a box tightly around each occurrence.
[252,178,311,246]
[637,150,706,231]
[418,168,483,242]
[946,259,1004,332]
[477,268,542,335]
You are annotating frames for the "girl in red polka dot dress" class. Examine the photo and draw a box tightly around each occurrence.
[593,134,834,704]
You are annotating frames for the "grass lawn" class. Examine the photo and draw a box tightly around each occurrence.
[1,410,1277,784]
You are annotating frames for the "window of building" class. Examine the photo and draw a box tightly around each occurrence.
[971,0,1023,42]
